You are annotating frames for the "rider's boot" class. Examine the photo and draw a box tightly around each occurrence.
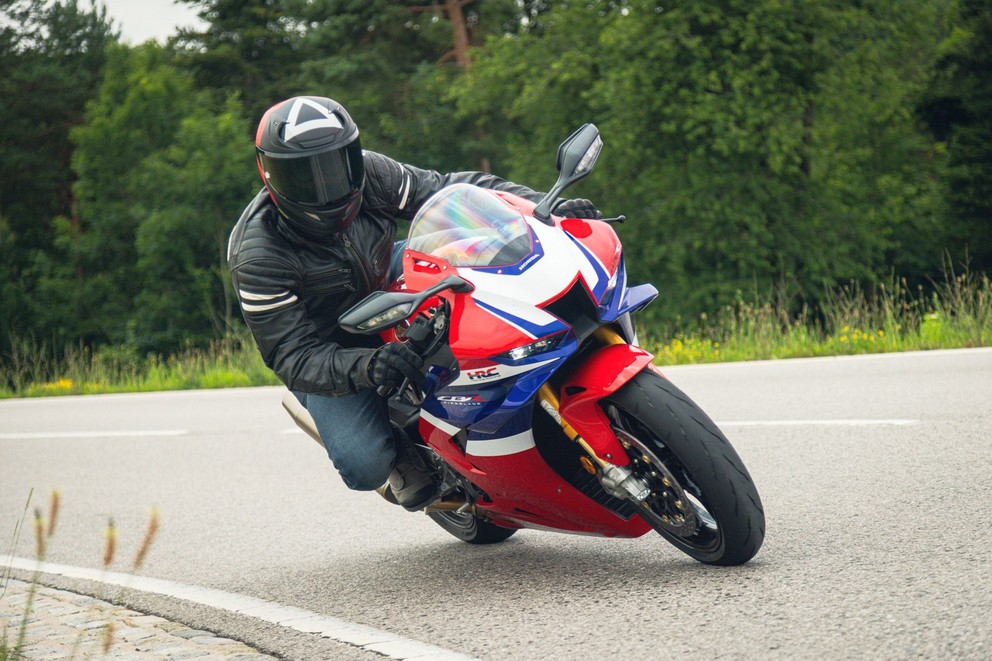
[388,437,437,511]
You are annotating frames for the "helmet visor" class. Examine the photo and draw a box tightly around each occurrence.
[260,140,364,206]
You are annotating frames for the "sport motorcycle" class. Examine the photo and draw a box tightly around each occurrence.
[286,124,764,565]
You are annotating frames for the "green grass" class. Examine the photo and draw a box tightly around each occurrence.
[644,267,991,365]
[0,332,279,399]
[1,268,989,398]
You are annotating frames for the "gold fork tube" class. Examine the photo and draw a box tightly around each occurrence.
[537,384,612,470]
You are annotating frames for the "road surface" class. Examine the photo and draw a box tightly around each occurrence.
[2,348,990,659]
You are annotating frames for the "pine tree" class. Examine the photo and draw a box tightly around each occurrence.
[921,0,992,271]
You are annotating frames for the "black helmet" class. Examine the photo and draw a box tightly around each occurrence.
[256,96,365,236]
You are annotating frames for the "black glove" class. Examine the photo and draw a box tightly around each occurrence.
[364,342,424,390]
[554,198,603,219]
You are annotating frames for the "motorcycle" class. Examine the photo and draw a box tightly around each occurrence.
[286,124,764,565]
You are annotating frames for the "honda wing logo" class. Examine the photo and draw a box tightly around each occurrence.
[283,98,344,141]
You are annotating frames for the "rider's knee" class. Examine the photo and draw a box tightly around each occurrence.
[336,452,393,491]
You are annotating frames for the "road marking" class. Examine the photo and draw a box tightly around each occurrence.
[1,556,477,661]
[659,346,992,370]
[0,430,189,440]
[716,419,919,427]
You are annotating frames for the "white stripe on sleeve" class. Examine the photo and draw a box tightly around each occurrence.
[397,171,411,211]
[239,288,290,301]
[241,295,298,313]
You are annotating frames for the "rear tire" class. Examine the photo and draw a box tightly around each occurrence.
[427,510,518,545]
[606,369,765,565]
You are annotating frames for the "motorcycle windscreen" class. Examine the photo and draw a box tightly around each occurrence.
[407,184,533,268]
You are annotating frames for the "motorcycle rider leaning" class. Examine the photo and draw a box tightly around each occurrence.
[227,96,602,511]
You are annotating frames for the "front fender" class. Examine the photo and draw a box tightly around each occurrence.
[558,343,654,466]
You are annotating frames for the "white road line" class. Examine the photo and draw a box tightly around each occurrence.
[659,346,992,370]
[286,420,920,438]
[1,555,477,661]
[716,419,919,427]
[0,430,189,440]
[0,421,922,439]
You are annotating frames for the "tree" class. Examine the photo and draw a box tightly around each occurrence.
[813,0,949,284]
[132,96,255,353]
[461,1,834,317]
[287,0,533,170]
[452,2,611,187]
[0,0,116,352]
[920,0,992,272]
[456,0,953,323]
[62,43,195,346]
[172,0,301,127]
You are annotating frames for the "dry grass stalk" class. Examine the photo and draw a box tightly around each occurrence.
[46,490,60,539]
[132,508,160,571]
[102,518,116,568]
[33,508,44,560]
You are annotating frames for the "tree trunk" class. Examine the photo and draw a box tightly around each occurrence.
[445,0,471,70]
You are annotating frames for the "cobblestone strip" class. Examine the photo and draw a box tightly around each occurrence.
[0,578,278,660]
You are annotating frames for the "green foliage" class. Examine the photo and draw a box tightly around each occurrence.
[172,0,302,125]
[59,43,195,347]
[643,266,992,365]
[0,0,116,351]
[0,0,989,381]
[133,96,255,353]
[0,331,278,398]
[920,0,992,272]
[44,43,256,355]
[452,0,956,326]
[289,0,538,169]
[3,268,989,397]
[816,0,948,282]
[283,0,449,160]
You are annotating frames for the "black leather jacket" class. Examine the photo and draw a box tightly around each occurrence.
[227,150,541,396]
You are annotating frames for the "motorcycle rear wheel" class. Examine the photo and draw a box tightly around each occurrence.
[605,369,765,565]
[427,510,518,545]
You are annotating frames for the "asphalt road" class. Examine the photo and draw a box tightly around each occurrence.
[2,348,991,660]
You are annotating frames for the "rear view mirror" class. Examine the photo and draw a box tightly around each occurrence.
[534,123,602,223]
[556,124,603,180]
[338,290,417,333]
[339,275,474,334]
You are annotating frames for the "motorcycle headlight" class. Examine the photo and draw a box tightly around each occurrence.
[498,331,566,362]
[601,268,620,307]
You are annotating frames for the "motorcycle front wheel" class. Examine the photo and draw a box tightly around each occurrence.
[605,369,765,565]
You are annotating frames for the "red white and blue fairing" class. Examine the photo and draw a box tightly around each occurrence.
[390,183,658,534]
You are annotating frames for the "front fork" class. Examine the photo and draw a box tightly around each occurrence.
[536,327,655,503]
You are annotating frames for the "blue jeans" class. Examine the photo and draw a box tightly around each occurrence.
[295,241,407,491]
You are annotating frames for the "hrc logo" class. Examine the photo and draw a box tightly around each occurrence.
[466,367,500,381]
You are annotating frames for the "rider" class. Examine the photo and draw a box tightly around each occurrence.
[228,96,601,510]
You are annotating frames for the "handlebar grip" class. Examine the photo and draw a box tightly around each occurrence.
[377,376,411,399]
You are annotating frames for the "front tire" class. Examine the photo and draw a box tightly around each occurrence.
[606,369,765,565]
